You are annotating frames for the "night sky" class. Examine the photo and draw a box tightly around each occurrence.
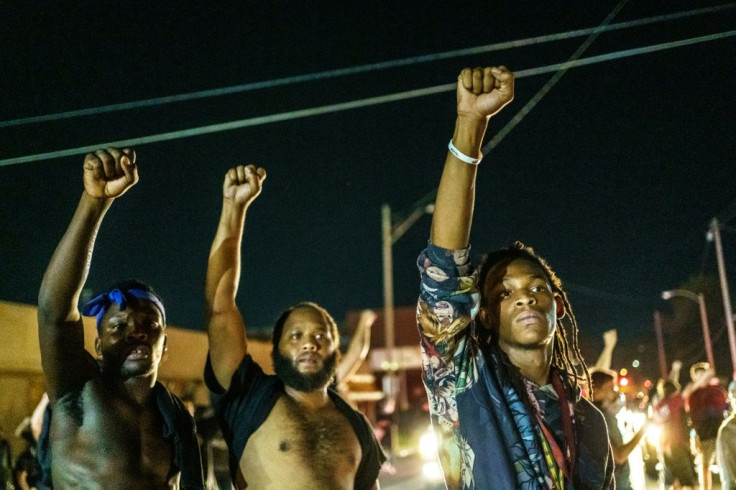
[2,2,735,380]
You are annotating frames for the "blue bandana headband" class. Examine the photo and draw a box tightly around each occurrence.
[82,288,166,332]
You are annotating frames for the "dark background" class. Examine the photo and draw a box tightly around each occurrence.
[1,1,735,382]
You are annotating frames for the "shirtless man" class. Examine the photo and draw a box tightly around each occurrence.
[37,148,204,489]
[203,164,385,489]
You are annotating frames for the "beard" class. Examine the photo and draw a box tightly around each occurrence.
[272,348,338,392]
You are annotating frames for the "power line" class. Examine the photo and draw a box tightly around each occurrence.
[1,29,734,168]
[484,0,629,153]
[1,3,733,129]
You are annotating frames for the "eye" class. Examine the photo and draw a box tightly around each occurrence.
[499,290,511,299]
[314,333,324,340]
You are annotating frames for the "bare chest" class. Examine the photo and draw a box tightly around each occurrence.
[49,384,175,488]
[240,396,362,489]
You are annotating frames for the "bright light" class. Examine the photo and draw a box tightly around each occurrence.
[422,461,444,482]
[620,368,628,376]
[645,424,661,444]
[644,379,652,388]
[632,360,640,368]
[619,377,629,387]
[419,427,438,460]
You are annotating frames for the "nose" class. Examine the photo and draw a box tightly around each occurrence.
[301,337,318,351]
[514,291,536,307]
[127,327,148,342]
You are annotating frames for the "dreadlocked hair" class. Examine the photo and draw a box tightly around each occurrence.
[477,241,592,412]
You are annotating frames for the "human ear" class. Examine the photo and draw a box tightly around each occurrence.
[478,306,491,329]
[94,337,102,357]
[555,295,565,319]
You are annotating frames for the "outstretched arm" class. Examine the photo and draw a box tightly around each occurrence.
[335,309,377,387]
[430,66,514,249]
[37,148,138,402]
[612,421,648,465]
[205,164,266,390]
[593,329,618,371]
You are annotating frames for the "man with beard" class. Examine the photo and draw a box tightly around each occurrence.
[203,164,385,489]
[37,148,204,488]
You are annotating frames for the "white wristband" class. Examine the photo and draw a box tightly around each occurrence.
[448,140,482,165]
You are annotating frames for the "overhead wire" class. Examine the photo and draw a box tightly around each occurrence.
[1,29,734,168]
[0,3,734,129]
[484,0,629,153]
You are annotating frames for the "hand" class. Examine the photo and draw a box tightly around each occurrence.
[456,66,514,120]
[603,329,617,348]
[83,148,138,199]
[672,360,682,372]
[223,165,267,206]
[358,309,377,328]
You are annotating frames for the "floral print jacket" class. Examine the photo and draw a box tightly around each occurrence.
[416,243,613,489]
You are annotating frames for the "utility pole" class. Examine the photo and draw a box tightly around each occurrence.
[654,310,667,380]
[708,218,736,380]
[381,198,434,452]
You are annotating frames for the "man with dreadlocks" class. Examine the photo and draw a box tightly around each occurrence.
[416,66,614,489]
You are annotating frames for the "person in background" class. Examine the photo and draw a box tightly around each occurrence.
[591,369,647,490]
[686,362,728,490]
[716,379,736,490]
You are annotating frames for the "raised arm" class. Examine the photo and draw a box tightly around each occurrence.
[593,329,618,371]
[205,164,266,390]
[430,66,514,249]
[335,309,377,388]
[37,148,138,401]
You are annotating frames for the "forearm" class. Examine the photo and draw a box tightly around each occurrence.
[613,427,646,464]
[594,346,614,371]
[430,116,488,249]
[205,200,247,316]
[38,192,112,323]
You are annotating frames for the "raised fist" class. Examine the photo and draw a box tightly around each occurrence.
[456,66,514,120]
[83,148,138,199]
[603,329,617,348]
[223,164,267,207]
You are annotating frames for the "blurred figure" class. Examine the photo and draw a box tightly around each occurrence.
[716,380,736,490]
[0,432,11,490]
[654,376,698,490]
[591,369,648,490]
[686,362,728,490]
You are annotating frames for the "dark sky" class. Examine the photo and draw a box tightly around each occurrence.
[2,2,735,378]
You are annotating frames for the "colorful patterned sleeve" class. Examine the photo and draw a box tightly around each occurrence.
[417,242,480,376]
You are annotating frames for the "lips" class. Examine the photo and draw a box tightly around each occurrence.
[297,353,320,368]
[515,310,545,326]
[125,344,152,360]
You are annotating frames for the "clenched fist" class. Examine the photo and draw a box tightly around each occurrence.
[83,148,138,199]
[223,164,267,207]
[457,66,515,120]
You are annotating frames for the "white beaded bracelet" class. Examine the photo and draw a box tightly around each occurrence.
[448,140,482,165]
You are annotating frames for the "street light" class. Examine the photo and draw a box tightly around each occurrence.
[661,289,715,373]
